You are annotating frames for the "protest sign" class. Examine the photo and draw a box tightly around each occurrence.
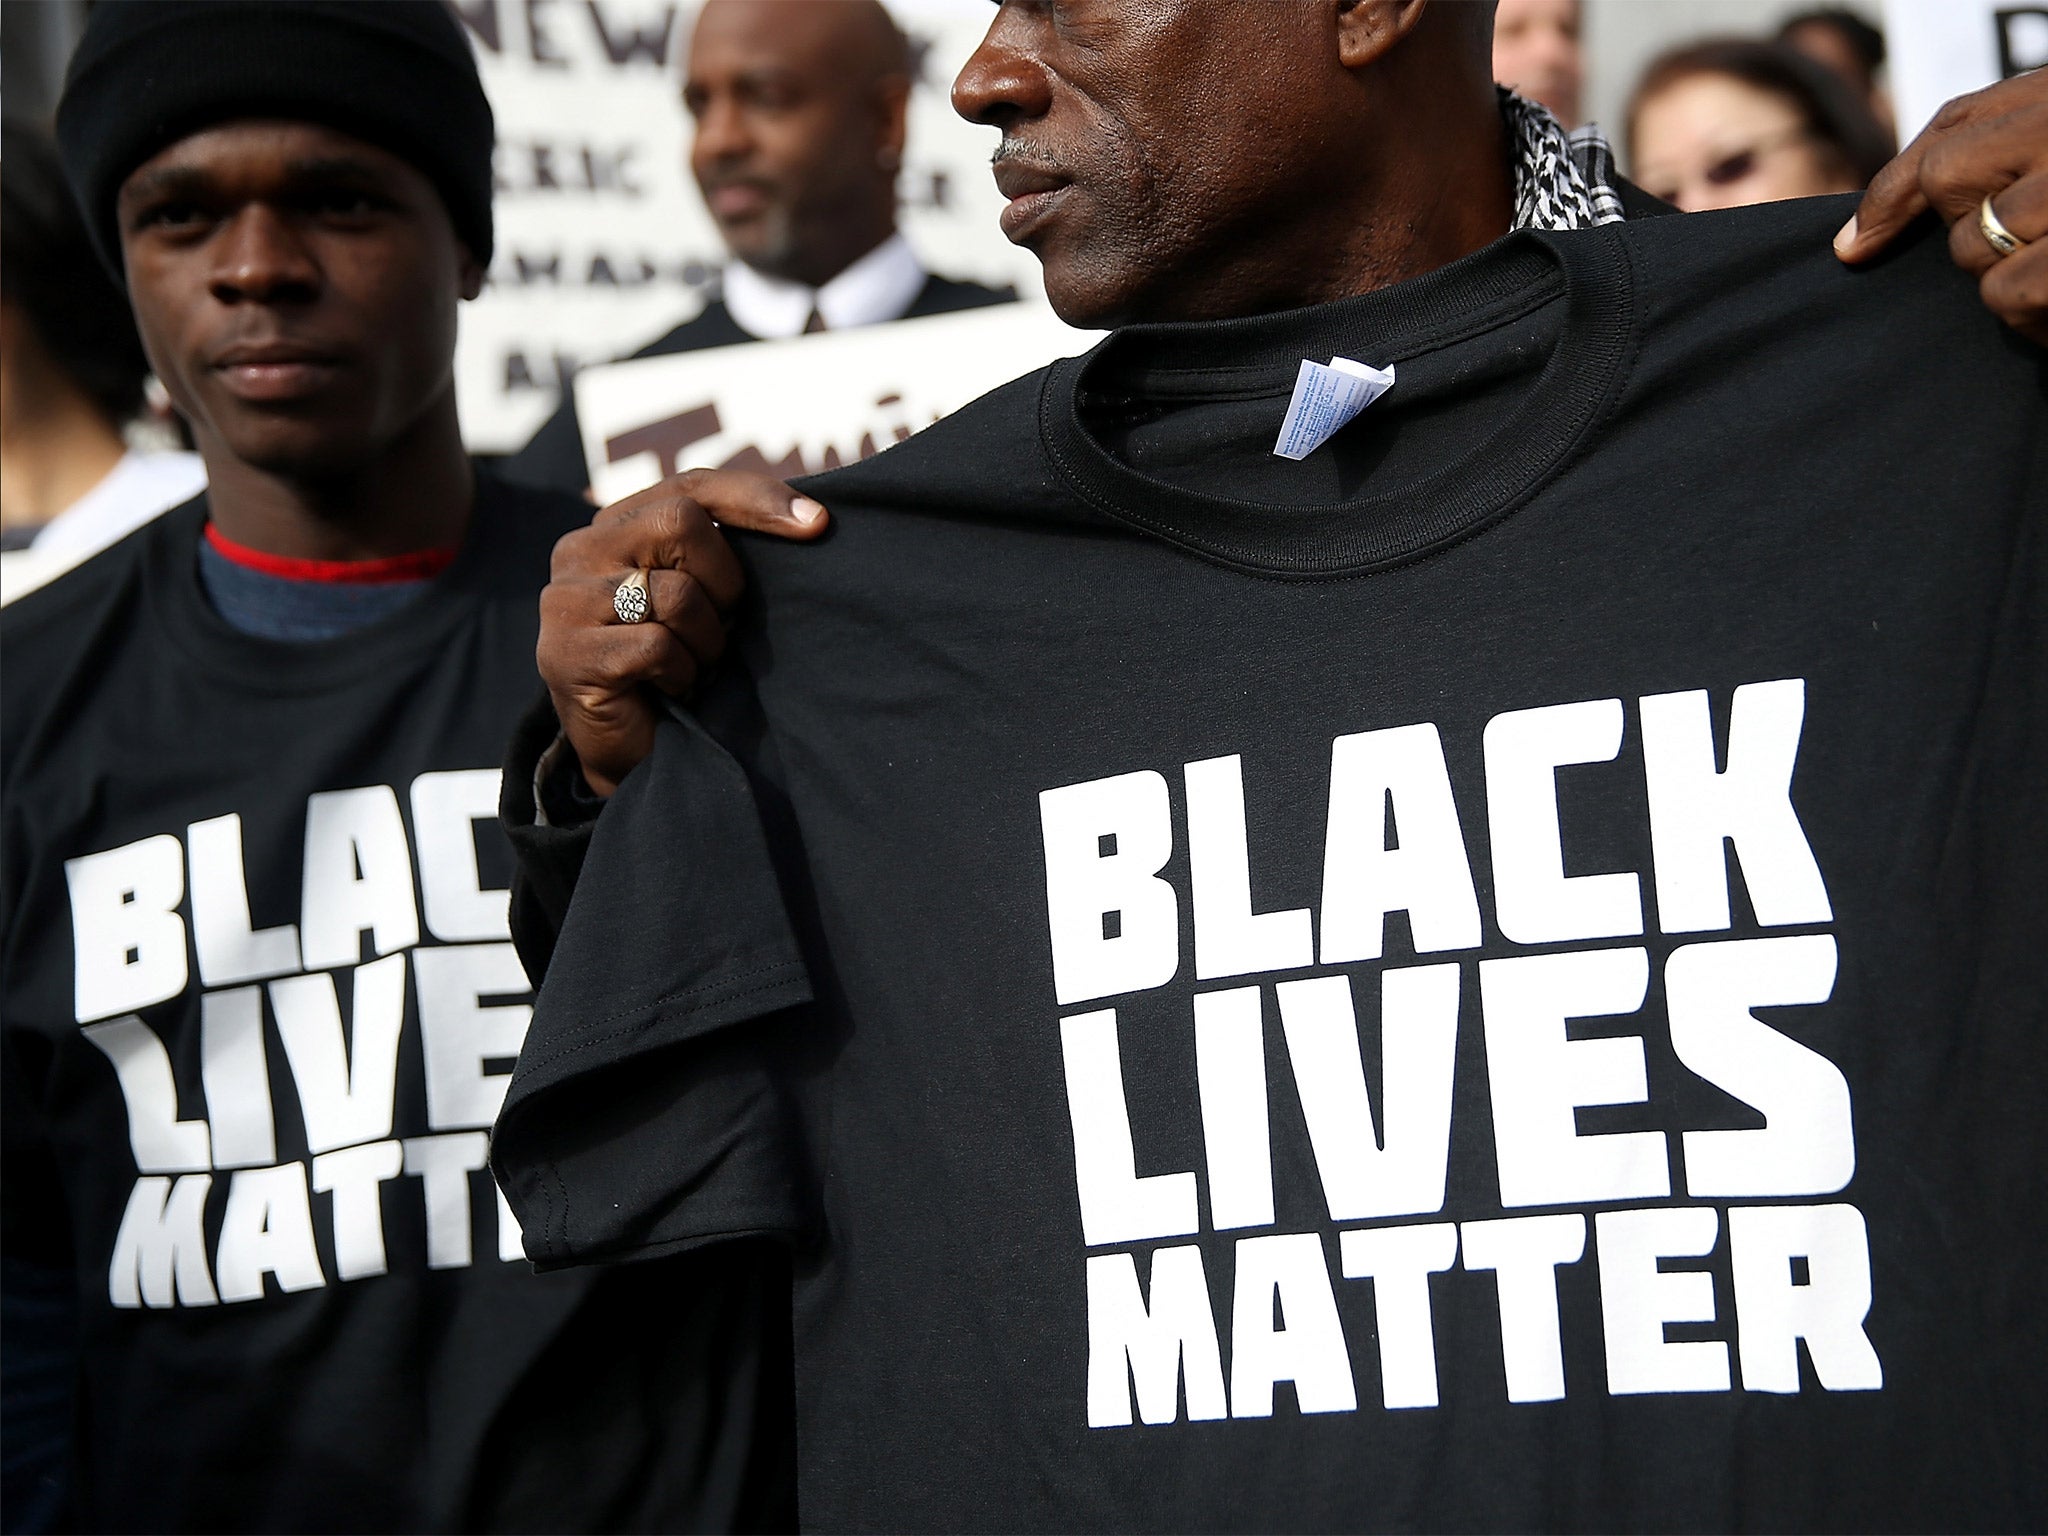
[574,302,1100,504]
[1884,0,2047,142]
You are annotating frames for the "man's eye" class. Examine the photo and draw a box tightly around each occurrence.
[139,202,208,231]
[313,190,380,216]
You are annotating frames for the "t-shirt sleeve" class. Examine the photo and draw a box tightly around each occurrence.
[491,705,816,1270]
[498,691,605,987]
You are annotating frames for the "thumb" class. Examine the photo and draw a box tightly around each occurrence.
[1836,127,1937,265]
[675,468,832,541]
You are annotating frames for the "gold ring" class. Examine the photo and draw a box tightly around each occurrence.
[1979,193,2026,258]
[612,568,652,624]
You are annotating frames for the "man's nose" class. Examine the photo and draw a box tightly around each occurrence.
[208,204,319,304]
[952,12,1053,127]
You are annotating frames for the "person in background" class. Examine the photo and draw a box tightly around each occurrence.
[507,0,1014,497]
[1778,7,1895,147]
[1627,38,1893,213]
[0,121,205,604]
[1491,0,1582,127]
[1,3,802,1529]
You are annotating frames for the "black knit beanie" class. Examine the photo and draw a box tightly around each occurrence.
[55,0,495,279]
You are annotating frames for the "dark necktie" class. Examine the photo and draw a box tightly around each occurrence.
[803,308,827,334]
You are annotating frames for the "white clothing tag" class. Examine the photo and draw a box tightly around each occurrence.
[1271,356,1396,461]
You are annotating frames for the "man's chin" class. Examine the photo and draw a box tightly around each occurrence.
[216,423,377,483]
[716,214,798,278]
[1040,257,1143,332]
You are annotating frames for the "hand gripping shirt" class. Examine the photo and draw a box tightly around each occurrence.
[494,200,2048,1532]
[0,477,793,1532]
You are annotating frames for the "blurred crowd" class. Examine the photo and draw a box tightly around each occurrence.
[1492,1,1896,209]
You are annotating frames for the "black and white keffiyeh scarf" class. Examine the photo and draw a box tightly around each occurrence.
[1501,88,1626,232]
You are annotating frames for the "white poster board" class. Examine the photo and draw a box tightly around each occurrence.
[574,302,1100,504]
[1884,0,2047,143]
[452,0,1036,453]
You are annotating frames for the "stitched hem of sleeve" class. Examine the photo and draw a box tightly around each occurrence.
[531,732,570,829]
[525,1211,807,1272]
[515,961,812,1086]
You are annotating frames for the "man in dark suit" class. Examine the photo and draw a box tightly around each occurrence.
[506,0,1014,495]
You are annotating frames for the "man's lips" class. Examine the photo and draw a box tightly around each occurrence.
[993,162,1071,241]
[211,343,343,403]
[704,180,774,221]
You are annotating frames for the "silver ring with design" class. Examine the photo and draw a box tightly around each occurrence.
[613,568,652,624]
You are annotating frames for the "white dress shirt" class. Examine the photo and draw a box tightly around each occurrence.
[720,231,929,339]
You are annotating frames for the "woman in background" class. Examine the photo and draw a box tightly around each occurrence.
[0,120,204,603]
[1627,39,1894,214]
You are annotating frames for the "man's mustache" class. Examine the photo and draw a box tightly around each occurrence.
[993,137,1073,175]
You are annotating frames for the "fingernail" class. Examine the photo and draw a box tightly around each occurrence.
[791,497,825,525]
[1833,214,1858,254]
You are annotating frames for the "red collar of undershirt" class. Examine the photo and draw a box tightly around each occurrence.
[203,523,460,584]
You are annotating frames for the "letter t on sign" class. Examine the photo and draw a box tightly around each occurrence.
[604,403,721,481]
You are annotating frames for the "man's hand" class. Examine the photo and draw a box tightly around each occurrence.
[539,470,828,796]
[1834,70,2048,345]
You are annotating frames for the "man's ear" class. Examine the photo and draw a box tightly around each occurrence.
[1334,0,1432,71]
[457,245,486,302]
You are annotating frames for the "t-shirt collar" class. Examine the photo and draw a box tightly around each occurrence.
[148,469,506,692]
[721,230,928,339]
[1037,226,1636,579]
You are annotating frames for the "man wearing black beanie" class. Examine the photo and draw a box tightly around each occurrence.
[2,3,811,1530]
[55,0,497,284]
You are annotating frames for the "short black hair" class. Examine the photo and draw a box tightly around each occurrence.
[1,118,151,427]
[1626,38,1896,187]
[1778,9,1887,75]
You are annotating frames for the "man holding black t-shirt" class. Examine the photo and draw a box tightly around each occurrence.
[0,4,801,1529]
[494,1,2045,1530]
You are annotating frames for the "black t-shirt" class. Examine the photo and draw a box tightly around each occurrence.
[494,199,2048,1531]
[0,478,793,1532]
